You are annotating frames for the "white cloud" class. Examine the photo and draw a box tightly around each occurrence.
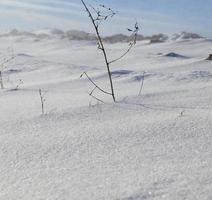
[0,0,210,37]
[0,0,83,16]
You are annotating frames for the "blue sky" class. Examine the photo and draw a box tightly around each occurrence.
[0,0,211,37]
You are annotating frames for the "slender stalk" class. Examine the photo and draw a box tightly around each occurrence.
[0,55,15,90]
[138,72,145,96]
[81,72,111,95]
[81,0,115,102]
[39,89,45,115]
[109,44,133,64]
[109,23,138,64]
[0,71,4,89]
[89,93,105,104]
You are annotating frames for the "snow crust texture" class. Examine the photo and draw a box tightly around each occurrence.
[0,35,212,200]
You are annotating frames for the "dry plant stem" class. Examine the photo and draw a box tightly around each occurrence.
[88,92,105,104]
[15,79,23,90]
[0,71,4,89]
[81,0,116,102]
[81,72,111,95]
[39,89,45,115]
[87,86,105,104]
[109,44,134,64]
[138,72,146,96]
[89,86,105,104]
[1,56,15,66]
[109,24,138,64]
[0,56,15,89]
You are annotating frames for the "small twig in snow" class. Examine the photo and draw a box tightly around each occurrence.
[138,71,146,96]
[39,89,47,115]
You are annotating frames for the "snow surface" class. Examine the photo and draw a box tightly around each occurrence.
[0,35,212,200]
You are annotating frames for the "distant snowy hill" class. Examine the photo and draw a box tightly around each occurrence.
[0,29,207,43]
[171,31,203,41]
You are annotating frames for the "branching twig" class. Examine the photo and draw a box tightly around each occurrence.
[13,79,23,91]
[109,45,134,64]
[88,86,105,103]
[81,0,116,102]
[0,56,15,67]
[80,72,112,95]
[39,89,46,115]
[88,92,105,104]
[0,55,15,89]
[89,4,116,26]
[109,23,139,64]
[81,0,139,102]
[89,86,97,96]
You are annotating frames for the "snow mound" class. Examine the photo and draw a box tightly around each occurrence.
[164,52,189,59]
[171,32,203,41]
[111,70,133,77]
[17,53,34,58]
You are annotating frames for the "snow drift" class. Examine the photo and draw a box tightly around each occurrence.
[0,31,212,200]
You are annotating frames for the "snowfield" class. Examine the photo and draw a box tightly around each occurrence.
[0,34,212,200]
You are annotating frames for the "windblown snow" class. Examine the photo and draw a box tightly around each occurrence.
[0,32,212,200]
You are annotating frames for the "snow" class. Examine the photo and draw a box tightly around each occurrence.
[0,34,212,200]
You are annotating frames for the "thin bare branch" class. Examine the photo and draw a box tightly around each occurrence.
[0,71,4,89]
[0,54,16,89]
[81,72,112,95]
[39,89,46,115]
[138,71,146,96]
[0,56,15,69]
[88,86,105,103]
[109,44,134,64]
[88,92,105,104]
[89,86,97,96]
[14,79,23,91]
[81,0,116,102]
[89,4,116,23]
[109,23,139,64]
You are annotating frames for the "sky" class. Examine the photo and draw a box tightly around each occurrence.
[0,0,212,37]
